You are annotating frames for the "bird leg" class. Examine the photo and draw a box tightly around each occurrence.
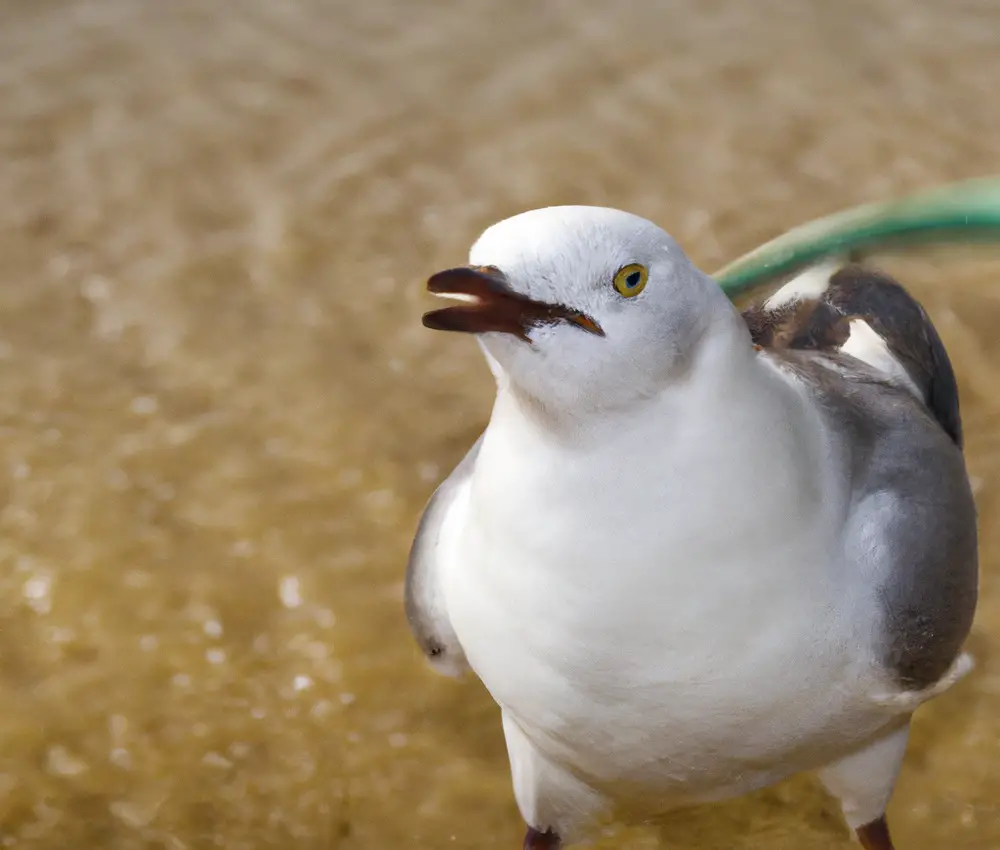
[525,818,891,850]
[523,827,560,850]
[856,815,894,850]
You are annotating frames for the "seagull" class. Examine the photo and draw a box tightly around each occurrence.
[405,205,978,850]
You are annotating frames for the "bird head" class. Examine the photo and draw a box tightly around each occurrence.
[423,206,731,415]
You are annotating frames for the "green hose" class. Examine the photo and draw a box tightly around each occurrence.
[713,176,1000,298]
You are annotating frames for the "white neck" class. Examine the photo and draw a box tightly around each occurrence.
[472,307,839,564]
[487,305,766,446]
[495,300,743,439]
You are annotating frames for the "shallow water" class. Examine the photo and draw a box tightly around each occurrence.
[2,1,1000,847]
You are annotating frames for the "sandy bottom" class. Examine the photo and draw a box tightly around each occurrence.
[1,0,1000,847]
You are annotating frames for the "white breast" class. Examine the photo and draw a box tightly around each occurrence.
[439,352,886,805]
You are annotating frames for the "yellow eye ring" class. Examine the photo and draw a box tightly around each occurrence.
[613,263,648,297]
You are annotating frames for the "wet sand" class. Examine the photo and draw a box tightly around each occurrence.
[1,0,1000,847]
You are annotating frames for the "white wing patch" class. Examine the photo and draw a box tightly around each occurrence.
[763,259,842,310]
[840,318,921,398]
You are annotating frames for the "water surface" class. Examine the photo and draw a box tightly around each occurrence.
[2,1,1000,847]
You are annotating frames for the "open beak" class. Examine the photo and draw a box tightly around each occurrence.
[421,266,604,342]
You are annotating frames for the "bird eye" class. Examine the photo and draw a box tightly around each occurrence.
[612,263,648,297]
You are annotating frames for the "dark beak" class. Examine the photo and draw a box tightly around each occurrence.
[422,266,604,342]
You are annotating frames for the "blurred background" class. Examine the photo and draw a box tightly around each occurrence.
[1,0,999,848]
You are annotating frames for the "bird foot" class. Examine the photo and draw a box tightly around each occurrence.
[856,815,894,850]
[523,827,560,850]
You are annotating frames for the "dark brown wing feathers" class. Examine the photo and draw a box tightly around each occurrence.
[741,264,963,448]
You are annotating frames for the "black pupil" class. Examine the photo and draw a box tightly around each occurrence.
[626,271,641,288]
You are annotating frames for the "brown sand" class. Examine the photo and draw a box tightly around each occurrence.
[1,1,999,847]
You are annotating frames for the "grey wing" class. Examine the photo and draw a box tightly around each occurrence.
[745,261,978,696]
[846,445,978,696]
[403,435,482,677]
[809,366,980,697]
